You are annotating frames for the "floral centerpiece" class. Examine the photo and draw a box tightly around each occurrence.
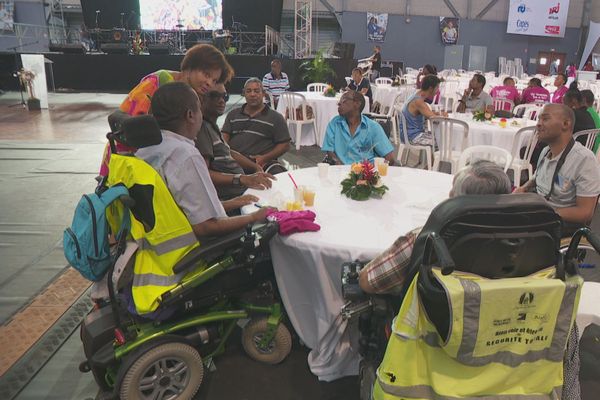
[323,84,336,97]
[472,109,493,122]
[341,160,388,201]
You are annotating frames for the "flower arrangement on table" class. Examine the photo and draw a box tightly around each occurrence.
[323,84,336,97]
[341,160,388,201]
[17,69,36,99]
[472,109,493,122]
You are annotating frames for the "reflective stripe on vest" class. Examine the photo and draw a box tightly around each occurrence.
[375,269,582,399]
[107,154,200,315]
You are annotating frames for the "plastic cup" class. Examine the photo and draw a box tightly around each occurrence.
[294,187,304,203]
[317,163,329,179]
[373,157,385,168]
[303,187,316,207]
[377,160,389,176]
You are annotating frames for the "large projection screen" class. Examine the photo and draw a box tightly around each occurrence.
[507,0,569,38]
[140,0,222,30]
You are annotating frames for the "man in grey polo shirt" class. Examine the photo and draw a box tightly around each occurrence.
[196,83,275,200]
[137,82,270,238]
[222,78,291,174]
[456,73,494,114]
[515,104,600,232]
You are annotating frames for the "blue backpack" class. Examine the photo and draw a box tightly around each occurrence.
[63,185,130,281]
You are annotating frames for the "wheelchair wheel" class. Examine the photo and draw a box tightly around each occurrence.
[241,317,292,364]
[118,341,204,400]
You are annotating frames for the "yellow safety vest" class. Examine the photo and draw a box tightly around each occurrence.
[374,267,583,399]
[106,154,200,315]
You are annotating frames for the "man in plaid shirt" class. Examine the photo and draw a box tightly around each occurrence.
[358,160,512,295]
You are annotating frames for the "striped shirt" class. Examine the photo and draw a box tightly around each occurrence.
[222,104,291,158]
[262,72,290,99]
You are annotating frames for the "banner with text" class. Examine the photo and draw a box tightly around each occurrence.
[367,13,388,42]
[507,0,569,38]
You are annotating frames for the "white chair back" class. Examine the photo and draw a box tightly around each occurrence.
[375,77,393,85]
[457,145,513,173]
[396,110,433,169]
[280,92,311,122]
[493,98,515,112]
[430,117,469,173]
[510,126,538,185]
[573,129,600,152]
[307,83,328,93]
[513,104,542,120]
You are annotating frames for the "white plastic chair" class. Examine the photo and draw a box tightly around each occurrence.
[279,92,317,150]
[493,98,515,112]
[396,110,433,170]
[574,129,600,152]
[367,94,404,145]
[430,117,469,174]
[307,83,329,93]
[457,145,513,173]
[513,104,542,120]
[375,77,393,85]
[509,126,538,185]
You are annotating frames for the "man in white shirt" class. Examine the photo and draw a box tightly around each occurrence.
[136,82,270,238]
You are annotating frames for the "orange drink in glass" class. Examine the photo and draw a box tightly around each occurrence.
[377,161,389,176]
[303,187,316,206]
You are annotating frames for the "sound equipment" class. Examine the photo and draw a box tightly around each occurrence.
[102,43,130,54]
[49,43,86,54]
[147,44,172,55]
[332,42,355,59]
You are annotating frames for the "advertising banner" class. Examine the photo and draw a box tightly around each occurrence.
[440,17,459,45]
[367,12,388,42]
[507,0,569,38]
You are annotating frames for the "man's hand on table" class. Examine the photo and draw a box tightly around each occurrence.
[240,172,276,190]
[229,194,259,209]
[251,206,277,222]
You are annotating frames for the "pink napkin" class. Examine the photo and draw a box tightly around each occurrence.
[265,210,321,236]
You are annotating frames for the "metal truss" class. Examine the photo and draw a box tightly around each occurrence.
[294,0,312,59]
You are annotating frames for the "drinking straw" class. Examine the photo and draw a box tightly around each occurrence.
[288,173,298,189]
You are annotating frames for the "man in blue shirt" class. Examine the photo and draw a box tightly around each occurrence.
[322,91,395,165]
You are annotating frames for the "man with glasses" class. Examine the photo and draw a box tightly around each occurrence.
[322,91,395,165]
[196,83,276,200]
[222,78,291,174]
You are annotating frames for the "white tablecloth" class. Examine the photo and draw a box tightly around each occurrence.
[577,281,600,338]
[277,92,370,148]
[441,113,537,152]
[242,166,453,380]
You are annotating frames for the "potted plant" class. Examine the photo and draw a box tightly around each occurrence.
[300,50,336,84]
[18,68,40,111]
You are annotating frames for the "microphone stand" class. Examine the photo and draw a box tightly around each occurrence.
[95,10,101,52]
[8,41,39,108]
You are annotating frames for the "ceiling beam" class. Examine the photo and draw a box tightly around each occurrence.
[443,0,461,18]
[318,0,342,27]
[476,0,499,20]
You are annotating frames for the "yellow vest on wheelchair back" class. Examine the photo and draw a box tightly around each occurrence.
[373,267,583,399]
[107,154,200,315]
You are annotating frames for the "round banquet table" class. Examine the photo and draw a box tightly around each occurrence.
[242,166,453,380]
[441,112,538,152]
[276,91,370,148]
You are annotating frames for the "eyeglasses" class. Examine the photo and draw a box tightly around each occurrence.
[206,92,229,101]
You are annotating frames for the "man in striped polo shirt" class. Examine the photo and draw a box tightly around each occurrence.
[262,59,290,108]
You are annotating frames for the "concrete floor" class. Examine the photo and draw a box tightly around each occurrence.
[0,91,599,400]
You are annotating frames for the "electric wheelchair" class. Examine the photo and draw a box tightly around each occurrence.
[341,194,600,399]
[79,115,292,400]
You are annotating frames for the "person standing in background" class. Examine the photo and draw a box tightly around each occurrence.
[369,46,382,82]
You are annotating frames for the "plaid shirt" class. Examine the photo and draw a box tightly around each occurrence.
[363,227,421,295]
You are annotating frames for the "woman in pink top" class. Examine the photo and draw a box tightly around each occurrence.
[551,73,568,103]
[520,78,550,104]
[490,77,520,110]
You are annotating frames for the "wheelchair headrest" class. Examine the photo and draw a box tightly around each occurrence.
[408,193,562,280]
[107,114,162,149]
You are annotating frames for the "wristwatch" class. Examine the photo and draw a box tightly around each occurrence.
[232,174,242,186]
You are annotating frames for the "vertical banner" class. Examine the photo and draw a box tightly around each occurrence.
[507,0,569,38]
[367,13,388,42]
[440,17,459,45]
[0,0,15,31]
[21,54,49,109]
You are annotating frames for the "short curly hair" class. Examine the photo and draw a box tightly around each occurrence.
[180,44,234,84]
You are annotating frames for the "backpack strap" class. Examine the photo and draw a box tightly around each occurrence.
[545,138,575,201]
[99,184,132,242]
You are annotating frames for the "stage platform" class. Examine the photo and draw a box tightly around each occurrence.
[0,53,355,94]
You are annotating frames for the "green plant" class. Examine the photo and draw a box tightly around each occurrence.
[300,50,336,84]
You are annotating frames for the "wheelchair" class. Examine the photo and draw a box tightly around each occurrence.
[79,115,292,400]
[341,193,600,400]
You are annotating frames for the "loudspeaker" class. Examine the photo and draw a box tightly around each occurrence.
[147,44,172,55]
[332,42,355,59]
[49,43,86,54]
[102,43,130,54]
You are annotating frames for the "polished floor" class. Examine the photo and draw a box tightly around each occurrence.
[0,91,598,400]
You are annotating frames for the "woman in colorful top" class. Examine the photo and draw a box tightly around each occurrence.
[551,73,568,104]
[99,44,234,176]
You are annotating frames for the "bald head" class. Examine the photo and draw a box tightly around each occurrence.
[536,103,575,144]
[545,103,574,127]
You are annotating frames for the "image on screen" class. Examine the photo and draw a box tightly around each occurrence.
[139,0,222,30]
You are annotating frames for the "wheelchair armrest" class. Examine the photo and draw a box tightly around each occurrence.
[172,230,244,274]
